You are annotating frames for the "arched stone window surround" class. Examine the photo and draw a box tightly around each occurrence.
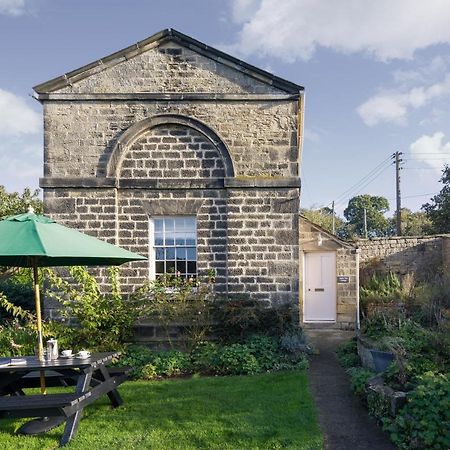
[106,114,235,178]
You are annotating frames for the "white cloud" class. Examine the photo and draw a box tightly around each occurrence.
[410,132,450,173]
[357,75,450,126]
[0,0,26,16]
[0,89,40,137]
[229,0,450,62]
[0,89,42,192]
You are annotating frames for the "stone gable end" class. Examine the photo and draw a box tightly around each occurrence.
[57,42,285,95]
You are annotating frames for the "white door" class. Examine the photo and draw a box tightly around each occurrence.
[304,252,336,322]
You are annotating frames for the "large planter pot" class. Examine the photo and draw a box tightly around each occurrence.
[370,349,394,373]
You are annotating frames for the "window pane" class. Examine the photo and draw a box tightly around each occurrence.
[154,219,163,233]
[187,261,196,274]
[155,261,164,274]
[186,247,196,260]
[155,235,164,246]
[175,233,185,246]
[176,248,186,260]
[155,247,164,260]
[184,217,196,231]
[174,217,184,231]
[166,248,175,260]
[186,233,196,246]
[164,218,175,232]
[166,260,176,273]
[176,260,186,273]
[165,233,174,246]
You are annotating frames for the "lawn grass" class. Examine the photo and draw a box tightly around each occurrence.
[0,371,323,450]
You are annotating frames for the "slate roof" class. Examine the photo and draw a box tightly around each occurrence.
[33,28,304,95]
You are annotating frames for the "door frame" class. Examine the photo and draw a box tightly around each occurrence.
[302,251,337,323]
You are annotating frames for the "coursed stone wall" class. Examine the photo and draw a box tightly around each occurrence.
[358,235,450,281]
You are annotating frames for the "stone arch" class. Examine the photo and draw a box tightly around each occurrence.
[106,114,235,178]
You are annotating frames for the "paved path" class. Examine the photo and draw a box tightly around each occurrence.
[306,329,396,450]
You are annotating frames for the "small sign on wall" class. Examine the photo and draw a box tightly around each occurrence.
[337,276,349,283]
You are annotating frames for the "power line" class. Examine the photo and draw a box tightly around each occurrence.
[332,156,393,207]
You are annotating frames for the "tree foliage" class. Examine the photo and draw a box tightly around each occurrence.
[344,194,390,238]
[389,208,433,236]
[0,185,43,219]
[300,207,346,237]
[422,166,450,234]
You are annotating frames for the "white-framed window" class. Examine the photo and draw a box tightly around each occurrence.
[149,216,197,280]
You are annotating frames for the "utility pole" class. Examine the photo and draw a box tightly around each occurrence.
[363,208,368,239]
[394,151,403,236]
[331,201,335,234]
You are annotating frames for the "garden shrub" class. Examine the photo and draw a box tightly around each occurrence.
[149,350,192,377]
[218,343,260,375]
[190,341,221,373]
[385,372,450,450]
[280,329,313,356]
[346,367,375,397]
[336,339,360,368]
[212,297,295,342]
[245,335,278,371]
[0,278,34,316]
[367,390,391,423]
[45,266,146,351]
[0,319,36,356]
[116,345,155,378]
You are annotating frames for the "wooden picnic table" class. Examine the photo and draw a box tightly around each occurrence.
[0,352,129,446]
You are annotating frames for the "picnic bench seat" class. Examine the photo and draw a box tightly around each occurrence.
[0,369,130,419]
[0,392,92,419]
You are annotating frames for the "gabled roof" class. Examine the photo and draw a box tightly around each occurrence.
[33,28,304,95]
[300,215,357,249]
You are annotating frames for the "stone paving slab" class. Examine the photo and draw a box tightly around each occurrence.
[306,330,396,450]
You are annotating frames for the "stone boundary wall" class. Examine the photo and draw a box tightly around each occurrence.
[357,235,450,281]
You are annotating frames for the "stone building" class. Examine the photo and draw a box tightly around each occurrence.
[34,29,305,322]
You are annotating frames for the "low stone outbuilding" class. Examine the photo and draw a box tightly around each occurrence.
[299,216,359,330]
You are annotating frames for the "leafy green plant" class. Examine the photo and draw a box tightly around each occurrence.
[190,341,221,373]
[218,343,260,375]
[213,297,295,342]
[0,292,72,356]
[116,345,155,378]
[385,372,450,450]
[245,335,278,371]
[367,390,391,422]
[336,339,360,368]
[346,367,375,397]
[361,272,402,301]
[45,266,146,351]
[280,330,313,356]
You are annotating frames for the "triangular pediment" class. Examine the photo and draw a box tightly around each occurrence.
[33,29,303,96]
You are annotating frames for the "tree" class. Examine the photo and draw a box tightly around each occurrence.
[344,194,390,238]
[0,186,43,219]
[300,207,347,237]
[388,208,433,236]
[422,166,450,234]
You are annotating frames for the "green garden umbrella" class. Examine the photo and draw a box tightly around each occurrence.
[0,209,146,392]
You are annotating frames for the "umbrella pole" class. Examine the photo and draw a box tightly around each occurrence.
[33,264,46,394]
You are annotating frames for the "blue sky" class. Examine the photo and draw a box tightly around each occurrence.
[1,0,450,216]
